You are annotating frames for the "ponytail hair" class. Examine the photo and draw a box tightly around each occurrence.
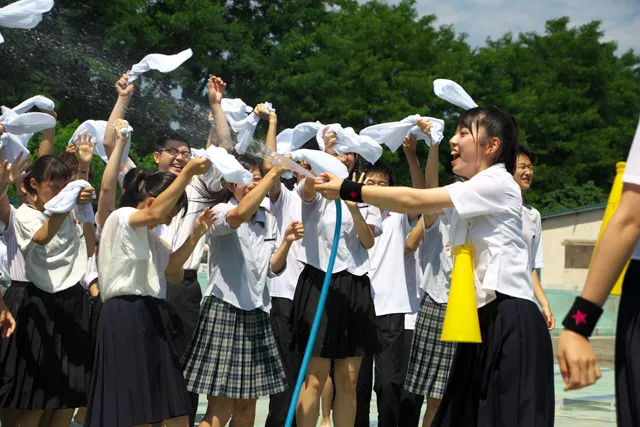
[24,155,72,196]
[193,153,263,206]
[457,106,520,174]
[119,168,188,216]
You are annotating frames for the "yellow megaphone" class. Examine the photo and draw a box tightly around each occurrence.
[591,162,630,296]
[440,244,482,343]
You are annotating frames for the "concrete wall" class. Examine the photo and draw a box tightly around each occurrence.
[540,208,605,291]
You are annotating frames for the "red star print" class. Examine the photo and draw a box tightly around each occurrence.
[350,191,357,199]
[572,310,587,326]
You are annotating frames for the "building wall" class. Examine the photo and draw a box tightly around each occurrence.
[540,208,605,290]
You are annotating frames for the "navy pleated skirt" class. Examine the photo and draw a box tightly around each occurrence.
[432,293,555,427]
[0,281,92,409]
[84,295,192,427]
[616,259,640,427]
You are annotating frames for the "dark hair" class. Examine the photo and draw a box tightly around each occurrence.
[362,162,395,186]
[122,167,149,192]
[155,132,191,152]
[24,155,72,195]
[119,169,188,216]
[59,151,95,183]
[193,153,263,205]
[517,144,537,165]
[457,106,519,174]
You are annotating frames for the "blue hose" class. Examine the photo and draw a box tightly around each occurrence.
[285,200,342,427]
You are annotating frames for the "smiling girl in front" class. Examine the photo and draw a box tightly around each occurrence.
[316,106,554,426]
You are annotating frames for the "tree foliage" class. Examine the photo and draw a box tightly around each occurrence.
[0,0,638,213]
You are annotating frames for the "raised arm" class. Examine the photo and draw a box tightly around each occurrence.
[258,105,282,203]
[208,76,234,153]
[96,120,129,228]
[37,110,57,157]
[226,167,286,228]
[128,158,211,229]
[402,134,425,189]
[405,215,425,253]
[0,150,29,226]
[103,73,134,159]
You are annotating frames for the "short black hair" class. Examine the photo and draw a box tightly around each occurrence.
[362,161,395,186]
[517,145,537,165]
[155,132,191,152]
[24,155,72,196]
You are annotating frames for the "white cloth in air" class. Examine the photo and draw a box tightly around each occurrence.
[433,79,478,110]
[126,48,193,83]
[275,121,324,154]
[360,114,445,152]
[0,0,54,44]
[44,180,95,225]
[11,95,55,114]
[220,98,275,154]
[191,146,253,185]
[69,119,131,165]
[316,123,382,164]
[289,149,348,178]
[0,106,56,161]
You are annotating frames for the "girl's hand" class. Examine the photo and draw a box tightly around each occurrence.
[402,134,418,154]
[315,172,344,200]
[114,119,130,144]
[542,305,556,331]
[116,72,135,99]
[77,187,95,205]
[0,302,16,339]
[285,220,305,242]
[65,142,77,154]
[345,172,365,208]
[557,329,602,391]
[0,151,29,187]
[254,103,274,120]
[207,76,226,106]
[322,126,338,154]
[416,118,433,139]
[76,131,97,167]
[185,157,211,176]
[194,208,216,237]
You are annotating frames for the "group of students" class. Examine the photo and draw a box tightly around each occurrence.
[0,68,637,427]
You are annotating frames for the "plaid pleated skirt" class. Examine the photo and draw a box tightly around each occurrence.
[182,296,287,399]
[404,293,456,399]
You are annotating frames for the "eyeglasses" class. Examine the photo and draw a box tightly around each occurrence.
[159,148,191,158]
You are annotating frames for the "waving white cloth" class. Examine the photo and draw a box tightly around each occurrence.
[289,149,349,179]
[360,115,445,151]
[220,98,275,154]
[12,95,55,114]
[191,146,253,185]
[0,106,55,161]
[126,48,193,83]
[44,179,95,224]
[275,121,323,154]
[316,124,382,164]
[433,79,478,110]
[69,120,131,165]
[0,0,54,44]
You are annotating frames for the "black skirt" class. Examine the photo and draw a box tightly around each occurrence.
[291,264,381,359]
[162,269,203,358]
[432,293,555,427]
[84,295,192,427]
[0,281,93,409]
[616,259,640,427]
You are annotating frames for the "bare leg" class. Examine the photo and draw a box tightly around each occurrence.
[73,408,86,425]
[423,397,440,427]
[331,357,362,427]
[229,399,257,427]
[16,409,44,427]
[1,408,21,427]
[163,415,189,427]
[296,357,331,427]
[45,409,75,427]
[320,376,334,427]
[198,396,234,427]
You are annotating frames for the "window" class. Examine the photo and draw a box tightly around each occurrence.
[564,240,596,269]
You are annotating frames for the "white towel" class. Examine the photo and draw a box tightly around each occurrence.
[0,106,55,161]
[0,0,54,44]
[44,180,95,224]
[220,98,275,154]
[316,124,382,164]
[69,120,131,165]
[127,48,193,83]
[275,121,323,154]
[289,149,349,179]
[191,146,253,185]
[11,95,55,114]
[433,79,478,110]
[360,115,445,151]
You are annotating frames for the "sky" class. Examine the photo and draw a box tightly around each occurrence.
[383,0,640,54]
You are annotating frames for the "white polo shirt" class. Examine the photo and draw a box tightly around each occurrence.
[269,183,304,300]
[422,216,453,304]
[3,206,27,282]
[14,205,87,293]
[522,204,544,271]
[404,244,425,330]
[367,211,413,316]
[623,116,640,260]
[204,199,283,312]
[445,163,533,307]
[297,182,382,276]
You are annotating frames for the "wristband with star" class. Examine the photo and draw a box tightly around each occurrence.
[339,180,363,203]
[562,296,603,338]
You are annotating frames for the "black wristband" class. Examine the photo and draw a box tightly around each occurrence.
[562,296,603,338]
[340,180,363,203]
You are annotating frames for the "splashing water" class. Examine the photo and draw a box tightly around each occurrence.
[244,139,316,180]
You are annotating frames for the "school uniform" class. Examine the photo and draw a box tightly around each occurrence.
[0,205,92,410]
[522,204,544,272]
[266,183,304,427]
[405,216,457,401]
[291,185,383,359]
[182,199,287,399]
[85,207,192,427]
[432,164,554,427]
[355,211,414,427]
[615,118,640,427]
